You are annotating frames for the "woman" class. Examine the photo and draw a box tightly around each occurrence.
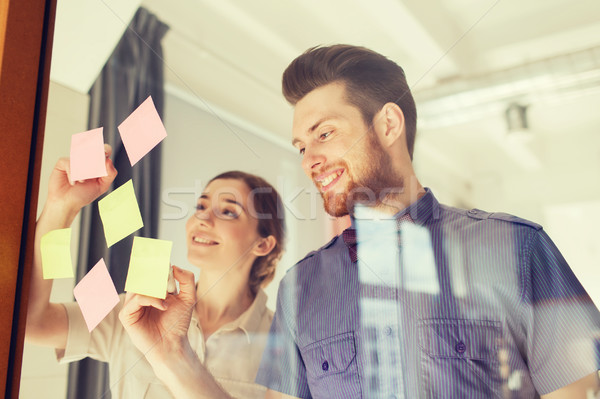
[26,146,285,398]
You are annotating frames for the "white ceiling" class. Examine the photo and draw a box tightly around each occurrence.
[50,0,600,219]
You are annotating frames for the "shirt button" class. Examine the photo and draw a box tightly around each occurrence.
[322,360,329,371]
[384,326,393,336]
[455,341,467,354]
[468,209,478,215]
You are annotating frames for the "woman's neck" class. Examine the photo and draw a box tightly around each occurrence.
[194,269,255,337]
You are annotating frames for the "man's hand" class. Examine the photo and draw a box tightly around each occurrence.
[118,266,197,362]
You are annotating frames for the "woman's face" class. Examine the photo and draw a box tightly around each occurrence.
[185,178,263,271]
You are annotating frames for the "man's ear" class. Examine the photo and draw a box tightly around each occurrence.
[252,235,276,257]
[373,102,405,148]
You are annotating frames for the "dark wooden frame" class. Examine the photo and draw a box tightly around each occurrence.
[0,0,56,397]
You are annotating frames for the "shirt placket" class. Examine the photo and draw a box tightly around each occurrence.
[356,214,406,399]
[189,318,207,364]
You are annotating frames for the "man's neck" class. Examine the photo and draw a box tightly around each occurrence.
[367,177,425,216]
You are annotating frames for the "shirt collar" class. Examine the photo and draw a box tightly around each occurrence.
[349,187,439,228]
[392,187,439,226]
[191,289,268,344]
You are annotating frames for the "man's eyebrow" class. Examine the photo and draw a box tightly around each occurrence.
[309,116,331,133]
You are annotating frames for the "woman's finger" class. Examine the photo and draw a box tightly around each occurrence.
[172,266,195,296]
[55,157,75,186]
[102,156,118,182]
[167,266,177,294]
[121,292,167,315]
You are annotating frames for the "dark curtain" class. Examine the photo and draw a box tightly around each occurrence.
[67,8,168,399]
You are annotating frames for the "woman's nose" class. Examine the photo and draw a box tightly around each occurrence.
[193,207,214,225]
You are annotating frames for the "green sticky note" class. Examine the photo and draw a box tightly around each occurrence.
[41,228,74,279]
[125,237,172,299]
[98,179,144,247]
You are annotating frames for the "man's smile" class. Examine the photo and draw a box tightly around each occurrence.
[315,168,344,191]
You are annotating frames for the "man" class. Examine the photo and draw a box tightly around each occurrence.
[121,45,600,398]
[254,45,600,398]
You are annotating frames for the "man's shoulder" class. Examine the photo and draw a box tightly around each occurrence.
[440,204,542,231]
[293,234,340,266]
[280,234,342,282]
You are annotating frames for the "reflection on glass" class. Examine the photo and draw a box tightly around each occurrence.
[354,202,600,398]
[355,206,406,398]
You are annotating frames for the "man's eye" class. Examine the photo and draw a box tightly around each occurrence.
[195,204,206,211]
[319,131,332,140]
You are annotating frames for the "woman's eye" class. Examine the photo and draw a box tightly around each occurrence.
[221,209,239,218]
[299,147,305,155]
[195,204,206,211]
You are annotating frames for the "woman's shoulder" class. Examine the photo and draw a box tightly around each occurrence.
[246,289,273,333]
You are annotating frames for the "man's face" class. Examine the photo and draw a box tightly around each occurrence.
[292,82,397,216]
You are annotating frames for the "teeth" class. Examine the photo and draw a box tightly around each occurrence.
[194,237,216,244]
[319,170,342,187]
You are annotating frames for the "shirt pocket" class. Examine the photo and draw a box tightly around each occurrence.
[418,319,502,399]
[300,332,362,399]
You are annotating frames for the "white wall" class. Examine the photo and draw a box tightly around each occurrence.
[544,201,600,309]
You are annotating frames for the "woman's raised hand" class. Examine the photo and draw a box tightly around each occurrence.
[119,267,235,399]
[118,266,197,362]
[46,144,118,215]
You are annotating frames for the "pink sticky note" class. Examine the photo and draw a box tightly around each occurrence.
[70,128,108,181]
[118,96,167,166]
[73,259,120,332]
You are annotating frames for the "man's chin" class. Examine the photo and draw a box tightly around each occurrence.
[322,196,351,217]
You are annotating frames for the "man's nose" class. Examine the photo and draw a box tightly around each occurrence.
[301,145,326,174]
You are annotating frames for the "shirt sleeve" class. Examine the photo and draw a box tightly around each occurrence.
[255,276,312,399]
[56,295,126,364]
[521,228,600,394]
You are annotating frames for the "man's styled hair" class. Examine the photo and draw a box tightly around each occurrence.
[208,171,286,296]
[282,44,418,159]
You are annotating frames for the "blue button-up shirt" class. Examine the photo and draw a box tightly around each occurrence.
[256,189,600,398]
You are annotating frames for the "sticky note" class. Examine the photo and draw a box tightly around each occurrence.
[125,237,173,299]
[98,179,144,247]
[73,259,120,331]
[69,127,107,181]
[118,96,167,166]
[41,228,74,279]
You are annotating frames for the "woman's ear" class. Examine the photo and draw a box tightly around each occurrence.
[373,102,405,148]
[252,235,276,257]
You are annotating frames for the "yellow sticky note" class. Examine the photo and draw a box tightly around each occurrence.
[98,179,144,247]
[125,237,172,299]
[41,228,74,279]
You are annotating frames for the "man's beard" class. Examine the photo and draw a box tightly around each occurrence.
[318,136,402,217]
